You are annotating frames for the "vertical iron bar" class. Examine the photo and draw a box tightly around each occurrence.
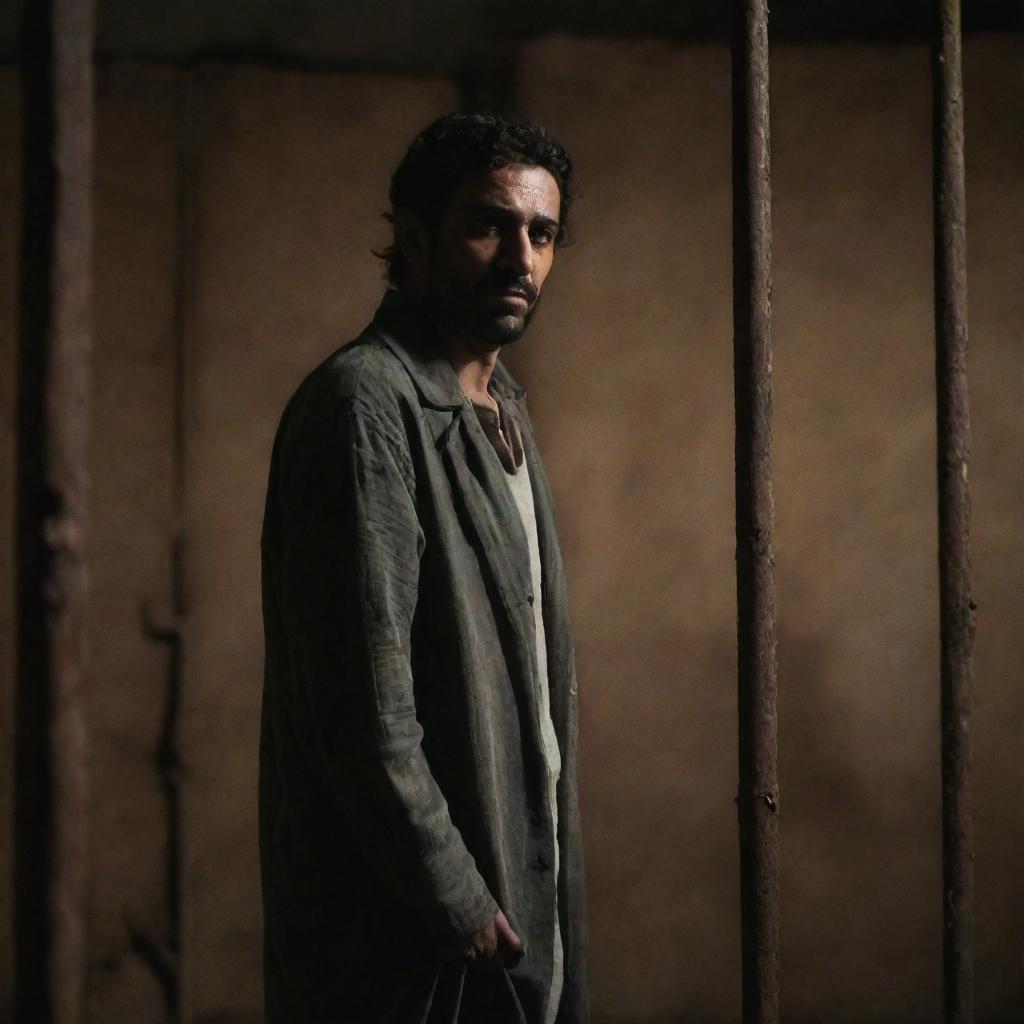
[731,1,780,1022]
[932,2,976,1022]
[15,0,96,1022]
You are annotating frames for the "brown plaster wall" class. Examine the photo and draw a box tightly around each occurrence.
[1,36,1021,1024]
[965,42,1024,1018]
[0,65,182,1021]
[515,35,1023,1022]
[83,66,181,1022]
[511,42,742,1022]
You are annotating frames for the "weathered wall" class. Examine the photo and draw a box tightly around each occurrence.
[509,43,742,1021]
[514,35,1023,1022]
[0,64,182,1022]
[84,66,182,1022]
[1,35,1021,1024]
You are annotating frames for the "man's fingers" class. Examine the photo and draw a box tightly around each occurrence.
[458,911,524,969]
[494,909,524,966]
[467,918,498,961]
[494,909,523,952]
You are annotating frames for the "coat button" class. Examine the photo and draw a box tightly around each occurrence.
[527,594,535,605]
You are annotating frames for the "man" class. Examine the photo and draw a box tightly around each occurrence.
[259,112,588,1023]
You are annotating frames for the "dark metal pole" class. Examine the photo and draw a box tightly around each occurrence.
[731,1,779,1021]
[932,2,976,1021]
[15,0,96,1021]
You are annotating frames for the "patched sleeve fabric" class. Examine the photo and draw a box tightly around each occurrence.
[273,393,498,945]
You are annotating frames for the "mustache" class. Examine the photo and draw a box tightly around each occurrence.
[478,272,538,304]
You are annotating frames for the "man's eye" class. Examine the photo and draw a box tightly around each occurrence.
[531,230,555,247]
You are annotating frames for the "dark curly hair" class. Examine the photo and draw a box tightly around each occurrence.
[379,112,575,287]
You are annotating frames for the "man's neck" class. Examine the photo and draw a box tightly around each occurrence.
[441,330,501,410]
[405,289,502,409]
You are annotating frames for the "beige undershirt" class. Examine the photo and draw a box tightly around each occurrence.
[473,400,564,1024]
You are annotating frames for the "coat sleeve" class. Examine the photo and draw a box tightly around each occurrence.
[272,390,498,946]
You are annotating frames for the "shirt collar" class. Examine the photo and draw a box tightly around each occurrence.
[368,288,527,410]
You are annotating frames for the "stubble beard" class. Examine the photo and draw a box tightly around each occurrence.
[425,257,539,349]
[429,286,539,348]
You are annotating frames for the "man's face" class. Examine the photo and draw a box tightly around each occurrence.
[415,163,562,347]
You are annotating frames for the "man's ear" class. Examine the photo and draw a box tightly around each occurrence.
[393,208,431,288]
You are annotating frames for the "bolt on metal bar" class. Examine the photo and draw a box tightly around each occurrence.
[14,0,96,1021]
[932,1,976,1021]
[731,1,780,1021]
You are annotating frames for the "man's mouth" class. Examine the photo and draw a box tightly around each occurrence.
[486,279,537,307]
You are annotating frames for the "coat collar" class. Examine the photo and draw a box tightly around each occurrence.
[368,289,527,410]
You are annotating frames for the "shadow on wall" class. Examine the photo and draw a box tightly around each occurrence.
[581,621,908,1021]
[779,627,877,841]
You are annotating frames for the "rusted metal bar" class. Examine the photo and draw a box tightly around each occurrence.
[731,1,779,1021]
[14,1,96,1021]
[932,2,976,1021]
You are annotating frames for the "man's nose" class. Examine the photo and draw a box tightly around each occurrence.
[497,226,534,277]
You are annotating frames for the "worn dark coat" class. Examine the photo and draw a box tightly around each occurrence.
[259,289,588,1023]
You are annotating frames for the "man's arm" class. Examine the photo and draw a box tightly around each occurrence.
[273,390,500,951]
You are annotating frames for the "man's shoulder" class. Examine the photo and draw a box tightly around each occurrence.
[272,326,421,462]
[287,289,468,426]
[312,330,417,407]
[289,328,420,424]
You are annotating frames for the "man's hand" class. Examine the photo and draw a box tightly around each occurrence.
[450,909,524,968]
